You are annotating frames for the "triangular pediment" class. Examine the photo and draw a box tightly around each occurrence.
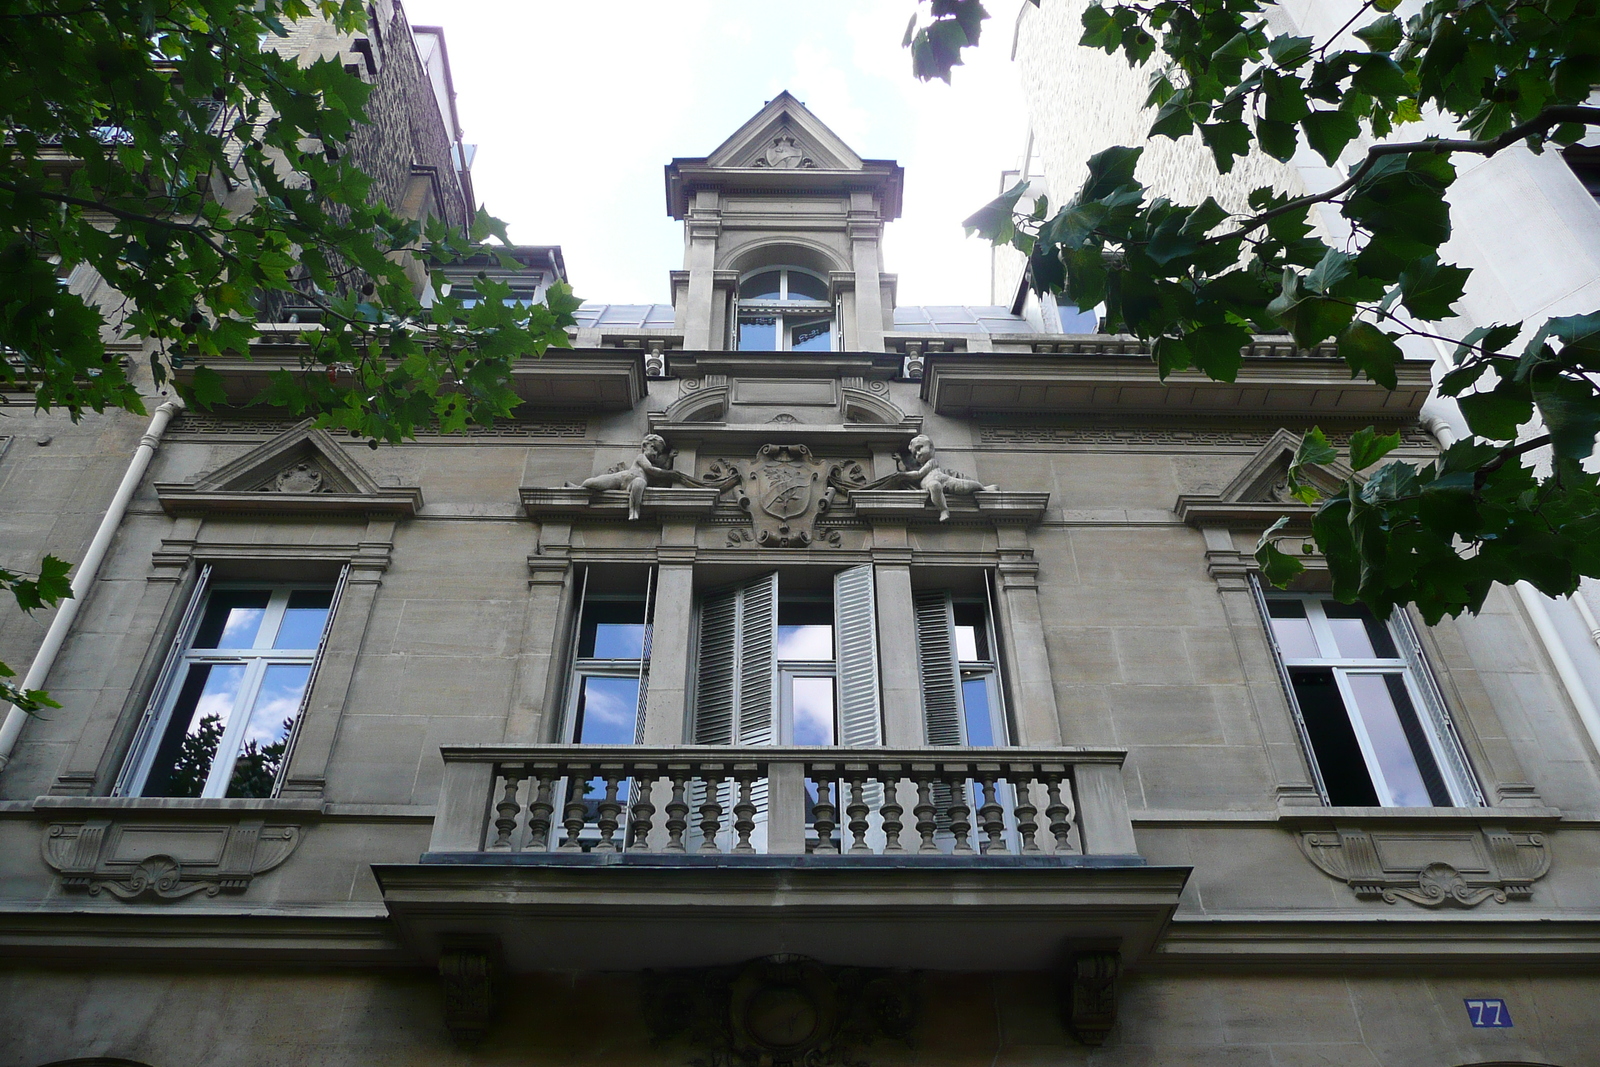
[1219,429,1353,503]
[157,418,422,517]
[705,91,863,172]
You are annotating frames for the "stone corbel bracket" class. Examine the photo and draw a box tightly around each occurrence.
[519,486,723,520]
[848,490,1050,524]
[43,816,302,902]
[1297,823,1552,907]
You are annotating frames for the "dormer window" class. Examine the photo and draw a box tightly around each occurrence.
[737,267,835,351]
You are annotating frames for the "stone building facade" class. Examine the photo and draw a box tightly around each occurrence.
[1,17,1598,1067]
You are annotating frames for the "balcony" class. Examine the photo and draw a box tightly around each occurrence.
[374,745,1190,973]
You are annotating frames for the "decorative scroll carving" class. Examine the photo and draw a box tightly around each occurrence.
[1298,825,1551,907]
[642,955,916,1067]
[439,937,500,1046]
[704,445,869,547]
[42,818,301,901]
[1061,950,1120,1046]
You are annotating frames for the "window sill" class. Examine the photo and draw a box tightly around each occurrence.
[1277,804,1562,824]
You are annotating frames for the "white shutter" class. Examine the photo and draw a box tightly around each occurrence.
[113,564,213,796]
[738,573,778,746]
[1390,608,1485,806]
[693,585,739,745]
[833,564,883,748]
[914,589,963,746]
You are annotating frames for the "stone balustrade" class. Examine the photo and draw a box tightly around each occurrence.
[428,744,1141,859]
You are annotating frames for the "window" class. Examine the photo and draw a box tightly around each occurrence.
[736,267,835,352]
[1261,591,1480,808]
[914,590,1009,747]
[563,568,653,746]
[118,576,338,798]
[692,566,880,749]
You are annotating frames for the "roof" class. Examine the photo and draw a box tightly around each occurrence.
[893,306,1031,334]
[572,304,677,330]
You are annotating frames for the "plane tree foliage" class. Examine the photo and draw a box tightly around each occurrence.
[906,0,1600,624]
[0,0,579,711]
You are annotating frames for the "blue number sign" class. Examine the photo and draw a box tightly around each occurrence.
[1464,999,1513,1028]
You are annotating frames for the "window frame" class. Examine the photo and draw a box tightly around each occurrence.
[1259,587,1482,808]
[560,569,654,747]
[735,266,836,352]
[115,574,342,799]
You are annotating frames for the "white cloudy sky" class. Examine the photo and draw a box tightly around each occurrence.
[403,1,1029,306]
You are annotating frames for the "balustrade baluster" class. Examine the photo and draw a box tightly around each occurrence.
[879,766,905,853]
[594,769,625,852]
[945,766,975,855]
[490,765,525,851]
[1011,769,1041,854]
[1045,769,1078,853]
[697,768,726,854]
[559,772,590,851]
[811,776,839,854]
[845,770,872,854]
[912,769,938,854]
[977,771,1009,855]
[732,767,759,854]
[663,768,691,853]
[628,769,657,852]
[526,769,557,851]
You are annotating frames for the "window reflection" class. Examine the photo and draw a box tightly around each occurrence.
[574,676,641,745]
[791,677,836,746]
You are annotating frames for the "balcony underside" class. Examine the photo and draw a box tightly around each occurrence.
[374,854,1190,972]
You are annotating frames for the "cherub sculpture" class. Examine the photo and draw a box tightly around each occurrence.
[568,434,702,520]
[898,434,998,521]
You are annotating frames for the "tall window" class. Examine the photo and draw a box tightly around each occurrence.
[914,590,1008,747]
[1262,591,1479,808]
[564,567,653,745]
[119,578,337,798]
[736,267,835,352]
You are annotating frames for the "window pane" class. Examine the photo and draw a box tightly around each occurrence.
[961,673,995,746]
[738,315,777,350]
[272,589,333,649]
[225,664,311,798]
[1346,673,1448,806]
[193,590,270,649]
[579,600,646,659]
[1323,601,1399,658]
[1289,668,1379,806]
[143,663,248,797]
[952,602,989,660]
[574,676,640,745]
[791,676,836,746]
[740,271,783,301]
[788,316,832,351]
[785,271,829,301]
[1267,599,1321,659]
[777,625,833,661]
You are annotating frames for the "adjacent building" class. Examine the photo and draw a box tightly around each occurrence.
[1,6,1598,1065]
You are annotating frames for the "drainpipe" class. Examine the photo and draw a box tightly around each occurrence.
[1420,410,1600,759]
[0,398,185,774]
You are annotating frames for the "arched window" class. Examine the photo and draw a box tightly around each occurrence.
[736,267,834,352]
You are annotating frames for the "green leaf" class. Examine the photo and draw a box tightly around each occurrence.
[1183,322,1250,382]
[185,365,231,410]
[1532,374,1600,460]
[1305,248,1354,295]
[1353,14,1403,53]
[962,180,1029,241]
[1349,426,1402,471]
[1397,255,1471,320]
[1338,319,1403,390]
[1458,388,1534,440]
[1199,121,1251,173]
[1351,54,1410,98]
[1080,145,1143,202]
[1268,35,1314,69]
[1257,118,1299,161]
[1294,426,1340,470]
[1300,108,1362,164]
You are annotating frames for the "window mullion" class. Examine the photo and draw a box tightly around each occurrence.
[256,589,291,649]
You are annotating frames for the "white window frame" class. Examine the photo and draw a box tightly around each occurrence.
[1264,591,1480,808]
[736,266,836,352]
[116,578,340,799]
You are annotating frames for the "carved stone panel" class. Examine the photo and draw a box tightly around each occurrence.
[1298,824,1550,907]
[705,445,869,548]
[42,818,301,901]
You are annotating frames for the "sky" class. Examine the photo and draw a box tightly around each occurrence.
[403,1,1029,307]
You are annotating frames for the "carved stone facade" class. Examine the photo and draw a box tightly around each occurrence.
[42,816,301,901]
[1298,823,1552,907]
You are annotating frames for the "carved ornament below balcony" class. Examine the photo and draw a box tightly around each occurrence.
[43,817,301,901]
[1298,824,1550,907]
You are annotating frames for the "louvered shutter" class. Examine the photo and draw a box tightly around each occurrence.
[914,590,963,746]
[833,564,883,749]
[693,585,739,745]
[737,573,778,746]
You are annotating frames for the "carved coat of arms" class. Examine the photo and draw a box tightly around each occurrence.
[706,444,866,548]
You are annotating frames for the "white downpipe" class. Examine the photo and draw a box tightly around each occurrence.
[1422,406,1600,759]
[0,398,185,773]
